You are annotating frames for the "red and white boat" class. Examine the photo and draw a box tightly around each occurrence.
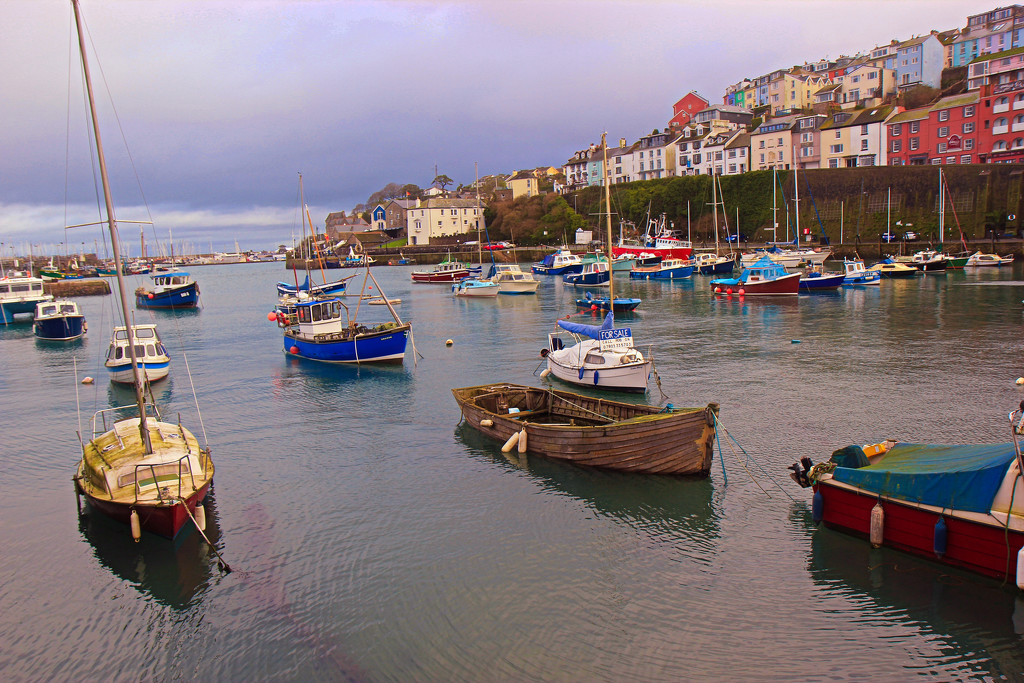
[611,213,692,261]
[790,402,1024,587]
[411,258,471,283]
[709,256,800,295]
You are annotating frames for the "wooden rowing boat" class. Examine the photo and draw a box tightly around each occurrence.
[452,383,718,475]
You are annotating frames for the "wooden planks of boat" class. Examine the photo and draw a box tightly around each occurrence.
[452,383,718,475]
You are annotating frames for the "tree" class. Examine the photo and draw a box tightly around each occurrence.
[401,184,422,199]
[432,174,453,190]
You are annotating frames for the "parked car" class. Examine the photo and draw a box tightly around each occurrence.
[725,233,748,243]
[902,231,918,241]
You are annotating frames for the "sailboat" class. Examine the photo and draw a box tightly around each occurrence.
[69,0,214,540]
[543,133,652,393]
[453,165,500,298]
[277,175,355,297]
[694,173,735,275]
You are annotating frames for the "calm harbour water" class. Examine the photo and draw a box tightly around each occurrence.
[2,260,1024,681]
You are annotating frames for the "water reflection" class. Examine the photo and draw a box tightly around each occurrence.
[455,423,720,541]
[77,493,224,610]
[791,504,1024,676]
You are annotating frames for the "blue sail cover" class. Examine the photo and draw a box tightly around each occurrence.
[557,311,615,339]
[830,442,1017,513]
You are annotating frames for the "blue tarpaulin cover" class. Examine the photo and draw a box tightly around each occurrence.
[557,311,614,339]
[830,442,1017,513]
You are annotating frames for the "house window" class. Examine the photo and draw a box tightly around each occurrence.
[910,138,919,150]
[830,144,844,153]
[964,122,975,134]
[938,126,949,137]
[835,130,841,138]
[861,124,869,135]
[947,156,956,163]
[760,153,765,163]
[931,158,941,165]
[892,140,902,152]
[891,124,902,136]
[965,138,974,150]
[938,142,947,153]
[829,159,839,168]
[777,137,783,145]
[759,140,765,148]
[961,154,972,163]
[910,121,920,133]
[861,139,869,151]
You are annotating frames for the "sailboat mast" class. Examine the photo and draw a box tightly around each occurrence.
[938,169,945,245]
[602,133,615,307]
[71,0,151,451]
[771,169,778,243]
[712,173,720,252]
[794,163,800,242]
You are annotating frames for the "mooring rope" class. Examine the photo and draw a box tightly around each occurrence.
[178,497,231,573]
[713,413,796,501]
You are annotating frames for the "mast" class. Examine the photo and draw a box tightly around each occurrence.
[794,163,800,243]
[601,133,615,312]
[72,0,151,453]
[475,162,482,267]
[938,169,945,245]
[712,173,720,254]
[771,168,778,243]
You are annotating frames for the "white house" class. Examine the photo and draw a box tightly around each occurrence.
[405,198,485,246]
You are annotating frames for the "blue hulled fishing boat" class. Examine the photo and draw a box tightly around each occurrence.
[136,271,199,309]
[33,299,86,340]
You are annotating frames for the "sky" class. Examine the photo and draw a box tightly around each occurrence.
[0,0,997,254]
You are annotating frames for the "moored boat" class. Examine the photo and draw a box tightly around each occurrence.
[693,251,734,275]
[0,274,52,324]
[411,257,471,283]
[33,299,86,340]
[452,383,718,475]
[452,277,500,297]
[483,263,540,295]
[532,249,583,276]
[628,257,695,280]
[966,251,1014,267]
[789,401,1024,586]
[135,271,199,309]
[105,324,170,384]
[563,260,610,286]
[710,255,801,295]
[841,258,882,285]
[868,258,918,278]
[798,264,845,292]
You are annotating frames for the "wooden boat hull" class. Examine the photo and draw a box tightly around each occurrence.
[452,383,718,475]
[411,270,469,283]
[284,322,410,363]
[814,477,1024,582]
[712,272,801,295]
[136,282,199,309]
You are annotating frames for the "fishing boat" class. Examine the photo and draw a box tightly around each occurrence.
[33,299,86,340]
[344,247,375,267]
[531,249,584,275]
[868,258,918,278]
[135,270,199,309]
[69,0,214,541]
[452,383,718,475]
[611,212,693,261]
[788,401,1024,587]
[798,264,845,292]
[563,260,610,286]
[276,269,411,364]
[841,259,882,285]
[105,324,170,384]
[411,256,471,283]
[710,255,801,295]
[452,277,500,297]
[909,250,949,272]
[966,251,1014,267]
[628,257,694,280]
[574,291,642,313]
[483,263,539,295]
[0,274,52,324]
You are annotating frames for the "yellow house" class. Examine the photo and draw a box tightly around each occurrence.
[819,111,859,168]
[508,171,539,199]
[767,72,821,113]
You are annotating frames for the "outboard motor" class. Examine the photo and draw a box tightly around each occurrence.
[789,456,814,488]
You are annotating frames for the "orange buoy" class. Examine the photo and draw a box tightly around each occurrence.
[738,288,745,295]
[591,304,598,311]
[726,287,733,295]
[147,293,154,299]
[267,311,277,322]
[289,345,299,354]
[714,286,721,293]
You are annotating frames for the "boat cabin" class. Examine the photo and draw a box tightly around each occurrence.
[742,257,788,283]
[0,277,47,302]
[107,325,166,362]
[295,298,347,334]
[36,301,79,318]
[152,273,192,288]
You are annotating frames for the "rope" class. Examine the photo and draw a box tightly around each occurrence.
[178,497,231,573]
[713,413,796,500]
[181,350,209,448]
[715,417,727,485]
[1003,470,1021,586]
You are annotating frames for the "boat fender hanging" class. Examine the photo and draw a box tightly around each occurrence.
[480,419,493,427]
[130,509,141,543]
[517,428,527,454]
[540,368,551,378]
[195,503,207,532]
[501,431,520,453]
[869,501,884,548]
[1016,547,1024,590]
[933,516,947,558]
[578,367,585,380]
[289,345,300,355]
[812,490,824,524]
[593,370,599,385]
